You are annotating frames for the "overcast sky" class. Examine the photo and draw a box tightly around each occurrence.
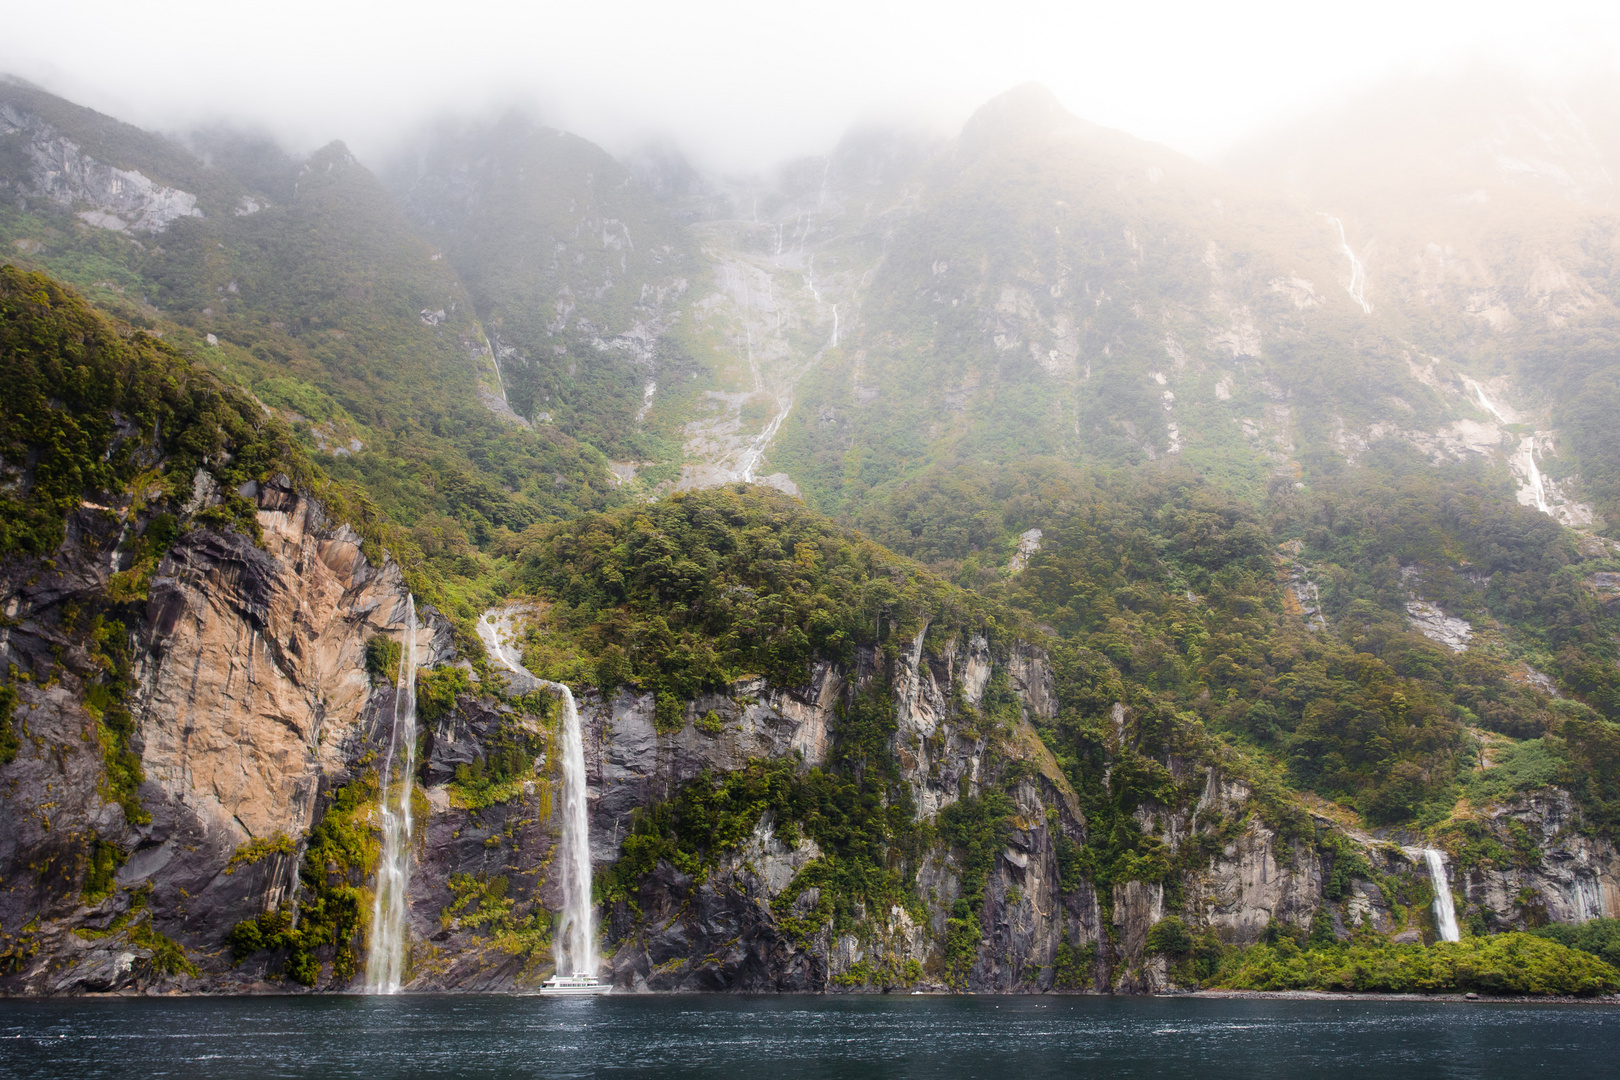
[4,0,1619,174]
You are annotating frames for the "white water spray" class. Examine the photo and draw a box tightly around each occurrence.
[1423,848,1461,942]
[366,596,418,993]
[1318,213,1372,314]
[476,611,597,978]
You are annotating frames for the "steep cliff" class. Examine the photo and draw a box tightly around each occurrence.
[0,471,452,993]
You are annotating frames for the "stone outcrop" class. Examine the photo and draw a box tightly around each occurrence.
[0,478,441,994]
[0,101,203,234]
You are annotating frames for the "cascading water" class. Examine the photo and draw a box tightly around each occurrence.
[1423,848,1461,942]
[1318,213,1372,314]
[546,681,597,979]
[365,596,418,993]
[1466,379,1554,517]
[476,609,600,984]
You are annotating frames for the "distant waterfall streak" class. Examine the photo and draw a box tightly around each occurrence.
[1517,437,1551,515]
[1465,380,1553,517]
[1423,848,1460,942]
[546,680,597,978]
[1466,379,1509,424]
[1318,213,1372,314]
[366,596,418,993]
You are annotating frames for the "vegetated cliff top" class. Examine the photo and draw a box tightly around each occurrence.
[500,482,1019,697]
[0,265,304,557]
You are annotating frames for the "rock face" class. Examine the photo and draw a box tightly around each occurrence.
[0,101,203,234]
[5,490,1620,996]
[567,633,1088,994]
[1461,790,1620,926]
[0,479,438,994]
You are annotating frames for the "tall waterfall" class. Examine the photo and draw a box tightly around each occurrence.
[547,681,597,978]
[366,596,418,993]
[1423,848,1461,942]
[476,610,597,978]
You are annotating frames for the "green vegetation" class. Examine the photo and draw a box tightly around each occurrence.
[74,887,198,977]
[1466,740,1562,804]
[415,666,472,724]
[1530,917,1620,969]
[227,774,378,985]
[447,715,547,810]
[0,681,17,766]
[1051,939,1097,988]
[938,791,1016,984]
[365,637,402,684]
[224,833,296,875]
[508,485,1008,699]
[1213,931,1619,996]
[441,873,552,961]
[604,731,928,951]
[82,839,124,905]
[0,266,297,556]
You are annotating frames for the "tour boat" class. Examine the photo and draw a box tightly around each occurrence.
[541,972,612,995]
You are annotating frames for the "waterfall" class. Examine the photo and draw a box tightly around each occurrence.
[1466,379,1554,517]
[476,608,597,979]
[1515,436,1552,515]
[365,596,418,993]
[1423,848,1461,942]
[546,681,597,978]
[1318,213,1372,314]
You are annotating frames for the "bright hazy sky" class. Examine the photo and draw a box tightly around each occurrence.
[4,0,1619,173]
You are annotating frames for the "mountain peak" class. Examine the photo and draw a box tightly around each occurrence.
[959,82,1077,148]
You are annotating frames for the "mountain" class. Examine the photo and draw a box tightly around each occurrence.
[4,72,1620,998]
[1227,63,1620,528]
[0,77,622,566]
[387,114,709,474]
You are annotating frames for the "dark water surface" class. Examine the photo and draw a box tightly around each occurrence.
[3,994,1618,1079]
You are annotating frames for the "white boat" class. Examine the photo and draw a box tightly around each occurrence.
[540,972,612,996]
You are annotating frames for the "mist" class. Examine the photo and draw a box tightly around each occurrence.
[5,0,1620,175]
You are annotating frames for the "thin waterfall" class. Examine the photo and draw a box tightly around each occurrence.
[1423,848,1461,942]
[476,609,597,979]
[1318,212,1372,314]
[1466,378,1554,517]
[366,596,418,993]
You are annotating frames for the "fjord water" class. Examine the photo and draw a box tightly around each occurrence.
[3,996,1616,1079]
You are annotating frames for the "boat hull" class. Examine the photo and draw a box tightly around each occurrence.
[540,975,612,996]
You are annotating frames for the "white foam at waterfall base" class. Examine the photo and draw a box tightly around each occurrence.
[366,596,418,993]
[1423,848,1461,943]
[477,608,597,978]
